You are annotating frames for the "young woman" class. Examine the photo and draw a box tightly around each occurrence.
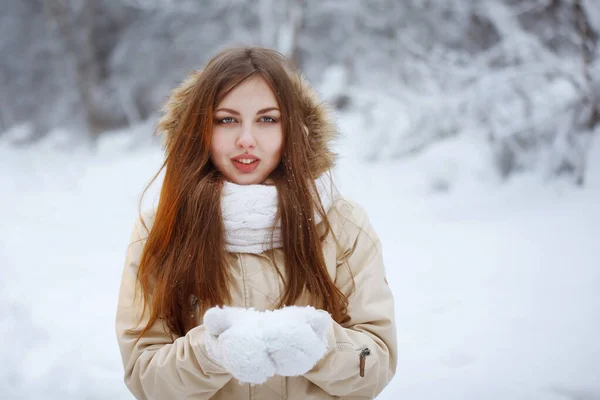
[115,46,397,400]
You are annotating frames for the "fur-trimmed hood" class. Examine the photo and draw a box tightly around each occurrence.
[155,69,339,179]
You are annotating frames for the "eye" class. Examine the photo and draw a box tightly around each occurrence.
[218,116,236,124]
[258,116,277,123]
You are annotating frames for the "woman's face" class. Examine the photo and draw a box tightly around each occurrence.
[210,76,284,185]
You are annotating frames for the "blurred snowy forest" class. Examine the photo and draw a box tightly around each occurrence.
[2,3,600,399]
[2,0,599,184]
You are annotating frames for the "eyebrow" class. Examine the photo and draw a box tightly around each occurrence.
[215,107,280,115]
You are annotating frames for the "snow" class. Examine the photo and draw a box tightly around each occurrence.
[1,114,599,399]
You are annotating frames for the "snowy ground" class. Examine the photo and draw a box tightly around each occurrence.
[1,116,599,399]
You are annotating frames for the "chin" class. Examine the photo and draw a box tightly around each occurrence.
[228,172,266,185]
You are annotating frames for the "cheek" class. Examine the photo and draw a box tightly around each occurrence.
[210,135,227,157]
[275,140,284,158]
[264,139,283,162]
[269,132,284,158]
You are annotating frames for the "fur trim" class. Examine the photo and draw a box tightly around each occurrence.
[155,69,339,178]
[288,73,339,178]
[155,70,202,151]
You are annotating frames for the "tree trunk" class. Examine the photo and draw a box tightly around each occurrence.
[43,0,103,145]
[277,0,305,68]
[574,0,599,129]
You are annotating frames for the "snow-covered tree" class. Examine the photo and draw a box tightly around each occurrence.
[0,0,597,182]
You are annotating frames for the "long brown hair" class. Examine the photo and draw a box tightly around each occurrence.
[134,47,348,338]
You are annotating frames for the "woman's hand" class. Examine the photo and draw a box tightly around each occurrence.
[203,305,332,384]
[203,307,277,384]
[263,306,332,376]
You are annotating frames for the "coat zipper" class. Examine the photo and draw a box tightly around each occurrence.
[359,347,371,377]
[336,343,371,377]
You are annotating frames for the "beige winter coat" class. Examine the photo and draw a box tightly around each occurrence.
[116,199,397,399]
[115,67,397,399]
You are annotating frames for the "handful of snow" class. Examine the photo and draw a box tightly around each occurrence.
[203,305,331,384]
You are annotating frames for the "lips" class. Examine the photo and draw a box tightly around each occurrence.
[231,154,260,173]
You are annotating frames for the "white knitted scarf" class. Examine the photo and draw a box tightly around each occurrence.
[221,174,338,254]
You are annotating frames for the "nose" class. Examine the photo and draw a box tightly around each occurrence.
[236,123,256,149]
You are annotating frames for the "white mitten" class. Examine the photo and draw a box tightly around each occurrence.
[203,306,276,384]
[262,306,332,376]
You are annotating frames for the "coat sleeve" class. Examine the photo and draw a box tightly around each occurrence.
[304,200,398,398]
[115,215,232,400]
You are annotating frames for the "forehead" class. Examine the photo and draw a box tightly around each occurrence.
[217,76,278,109]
